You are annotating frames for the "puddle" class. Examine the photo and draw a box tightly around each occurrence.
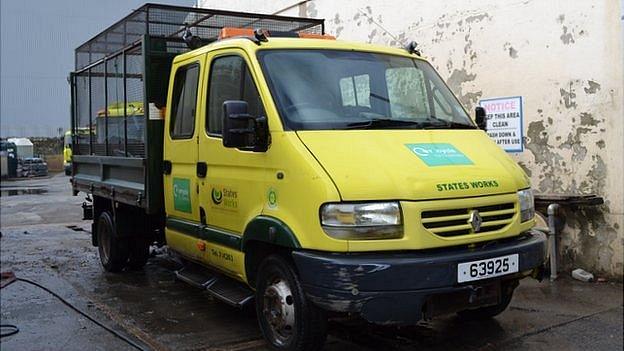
[1,188,48,196]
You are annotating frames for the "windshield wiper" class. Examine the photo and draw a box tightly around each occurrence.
[422,116,477,130]
[345,118,425,129]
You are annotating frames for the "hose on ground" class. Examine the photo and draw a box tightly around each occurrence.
[1,275,146,351]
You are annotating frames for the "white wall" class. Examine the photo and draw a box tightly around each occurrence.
[199,0,624,278]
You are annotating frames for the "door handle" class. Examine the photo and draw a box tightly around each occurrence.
[163,160,172,175]
[196,162,207,178]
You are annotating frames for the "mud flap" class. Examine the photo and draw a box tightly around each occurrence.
[91,222,98,246]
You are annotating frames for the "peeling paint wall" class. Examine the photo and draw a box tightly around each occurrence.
[198,0,624,279]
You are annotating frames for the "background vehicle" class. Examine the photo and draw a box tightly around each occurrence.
[63,130,71,175]
[70,5,546,351]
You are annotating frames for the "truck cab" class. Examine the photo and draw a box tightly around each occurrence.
[70,5,546,351]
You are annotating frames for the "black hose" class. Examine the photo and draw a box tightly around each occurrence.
[0,324,19,338]
[6,278,147,351]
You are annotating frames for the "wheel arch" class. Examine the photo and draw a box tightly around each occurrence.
[241,215,301,287]
[241,215,301,251]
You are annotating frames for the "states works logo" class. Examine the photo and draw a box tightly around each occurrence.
[211,188,223,205]
[210,186,238,210]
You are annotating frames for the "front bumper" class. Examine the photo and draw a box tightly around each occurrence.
[292,229,547,325]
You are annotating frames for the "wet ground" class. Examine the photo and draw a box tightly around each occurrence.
[1,173,622,351]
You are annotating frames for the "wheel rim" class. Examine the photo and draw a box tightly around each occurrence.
[99,218,111,263]
[262,278,295,346]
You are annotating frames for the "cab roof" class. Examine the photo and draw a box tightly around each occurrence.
[173,37,424,64]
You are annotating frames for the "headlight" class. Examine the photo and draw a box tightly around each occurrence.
[320,202,403,240]
[518,189,535,222]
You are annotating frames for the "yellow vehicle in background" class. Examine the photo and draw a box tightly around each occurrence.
[70,5,546,351]
[63,130,72,175]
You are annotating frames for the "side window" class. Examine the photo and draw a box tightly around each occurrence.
[207,56,265,135]
[170,64,199,139]
[339,74,370,107]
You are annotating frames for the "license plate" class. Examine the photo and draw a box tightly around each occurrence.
[457,254,519,283]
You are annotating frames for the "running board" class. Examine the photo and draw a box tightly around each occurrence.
[175,266,254,308]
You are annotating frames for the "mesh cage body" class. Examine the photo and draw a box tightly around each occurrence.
[75,4,324,70]
[71,4,323,158]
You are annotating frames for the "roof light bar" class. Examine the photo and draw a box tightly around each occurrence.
[218,27,335,41]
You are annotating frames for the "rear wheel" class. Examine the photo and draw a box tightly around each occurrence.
[127,236,150,270]
[96,211,128,272]
[255,255,327,351]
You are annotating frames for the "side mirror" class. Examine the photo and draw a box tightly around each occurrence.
[475,106,487,131]
[222,100,269,152]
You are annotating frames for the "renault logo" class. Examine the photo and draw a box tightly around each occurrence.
[468,210,483,232]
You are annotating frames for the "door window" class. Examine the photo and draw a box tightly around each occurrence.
[207,56,265,135]
[170,64,199,139]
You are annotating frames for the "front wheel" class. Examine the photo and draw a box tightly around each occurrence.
[255,255,327,351]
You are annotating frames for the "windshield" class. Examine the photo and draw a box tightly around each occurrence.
[258,50,475,131]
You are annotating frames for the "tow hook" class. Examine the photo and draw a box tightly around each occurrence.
[468,286,483,304]
[82,196,93,220]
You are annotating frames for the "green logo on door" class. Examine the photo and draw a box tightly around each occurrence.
[173,178,191,213]
[211,188,223,205]
[405,143,473,166]
[267,188,278,209]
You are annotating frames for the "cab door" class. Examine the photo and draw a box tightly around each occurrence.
[163,58,206,262]
[197,50,268,277]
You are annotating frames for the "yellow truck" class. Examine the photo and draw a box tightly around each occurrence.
[70,4,546,350]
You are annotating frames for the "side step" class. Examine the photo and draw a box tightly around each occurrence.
[175,266,254,308]
[175,267,217,289]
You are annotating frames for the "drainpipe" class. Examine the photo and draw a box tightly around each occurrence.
[547,204,560,281]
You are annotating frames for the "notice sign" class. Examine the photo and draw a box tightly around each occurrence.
[479,96,524,153]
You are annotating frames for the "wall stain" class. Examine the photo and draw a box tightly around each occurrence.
[465,13,490,24]
[367,28,378,43]
[517,161,532,177]
[306,1,318,18]
[525,120,565,192]
[503,42,518,58]
[559,127,590,163]
[563,206,619,277]
[559,82,577,109]
[579,112,600,126]
[583,80,601,94]
[560,25,575,44]
[446,69,481,108]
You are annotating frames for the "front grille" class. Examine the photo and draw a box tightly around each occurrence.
[421,202,516,237]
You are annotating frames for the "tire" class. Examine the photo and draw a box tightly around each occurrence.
[457,289,514,320]
[255,255,327,351]
[127,236,150,270]
[96,211,129,272]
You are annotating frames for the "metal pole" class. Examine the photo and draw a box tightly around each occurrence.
[104,59,109,156]
[547,203,560,281]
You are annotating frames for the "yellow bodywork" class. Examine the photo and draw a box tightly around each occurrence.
[162,38,534,284]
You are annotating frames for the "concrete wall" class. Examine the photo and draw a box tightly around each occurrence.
[198,0,624,279]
